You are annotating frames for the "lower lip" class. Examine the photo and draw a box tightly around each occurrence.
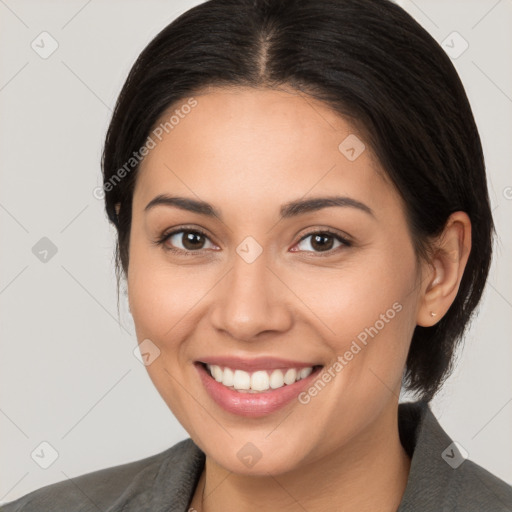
[195,363,322,418]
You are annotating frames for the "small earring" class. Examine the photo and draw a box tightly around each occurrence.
[430,311,437,317]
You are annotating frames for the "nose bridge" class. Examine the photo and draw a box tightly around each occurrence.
[210,240,292,340]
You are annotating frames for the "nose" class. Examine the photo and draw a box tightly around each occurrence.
[209,250,293,342]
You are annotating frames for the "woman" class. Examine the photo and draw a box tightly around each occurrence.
[2,0,511,510]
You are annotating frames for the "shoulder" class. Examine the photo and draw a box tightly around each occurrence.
[450,457,512,511]
[398,401,512,511]
[0,438,204,512]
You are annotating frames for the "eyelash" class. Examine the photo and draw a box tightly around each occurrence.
[153,225,352,257]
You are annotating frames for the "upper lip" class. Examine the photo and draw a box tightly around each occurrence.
[196,356,322,372]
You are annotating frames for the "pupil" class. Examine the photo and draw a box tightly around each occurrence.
[183,231,203,250]
[312,234,333,251]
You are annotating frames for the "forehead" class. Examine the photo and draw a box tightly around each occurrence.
[133,87,397,217]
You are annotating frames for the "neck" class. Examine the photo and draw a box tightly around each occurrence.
[191,401,411,512]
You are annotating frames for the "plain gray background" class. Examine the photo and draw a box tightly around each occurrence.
[1,0,511,503]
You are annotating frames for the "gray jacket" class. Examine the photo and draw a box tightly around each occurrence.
[1,401,511,511]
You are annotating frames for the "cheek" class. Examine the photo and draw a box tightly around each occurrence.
[127,222,200,335]
[128,261,210,343]
[289,249,416,341]
[126,247,208,431]
[287,243,418,396]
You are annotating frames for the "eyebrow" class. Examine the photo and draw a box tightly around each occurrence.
[144,194,375,219]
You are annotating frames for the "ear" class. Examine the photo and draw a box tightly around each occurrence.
[416,211,472,327]
[115,202,121,216]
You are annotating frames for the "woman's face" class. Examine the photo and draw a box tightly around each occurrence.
[127,86,425,475]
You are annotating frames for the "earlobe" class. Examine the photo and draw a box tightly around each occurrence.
[416,211,472,327]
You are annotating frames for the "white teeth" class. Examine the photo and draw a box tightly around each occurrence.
[284,368,297,385]
[250,371,270,391]
[299,367,312,379]
[269,369,284,389]
[205,364,316,392]
[233,369,251,390]
[223,367,234,387]
[211,365,223,382]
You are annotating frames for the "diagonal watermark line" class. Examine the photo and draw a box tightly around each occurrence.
[0,472,29,503]
[61,0,93,29]
[297,90,338,131]
[368,366,400,400]
[61,61,112,112]
[471,396,512,440]
[265,163,337,235]
[471,0,503,30]
[488,282,512,310]
[164,267,234,337]
[163,367,234,438]
[408,0,439,29]
[0,0,29,28]
[0,62,29,92]
[0,408,29,439]
[61,369,131,439]
[60,265,132,335]
[203,469,233,503]
[265,408,295,439]
[0,265,29,296]
[472,61,512,105]
[0,202,29,233]
[60,471,104,511]
[265,265,336,335]
[472,464,512,509]
[60,204,89,233]
[163,163,233,234]
[266,473,309,512]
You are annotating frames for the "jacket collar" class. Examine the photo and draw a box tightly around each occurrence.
[397,400,460,511]
[150,400,457,511]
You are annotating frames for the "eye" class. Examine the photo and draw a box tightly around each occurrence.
[154,227,217,254]
[154,226,352,256]
[291,229,352,255]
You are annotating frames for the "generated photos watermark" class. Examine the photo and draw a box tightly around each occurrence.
[93,97,198,200]
[298,301,403,404]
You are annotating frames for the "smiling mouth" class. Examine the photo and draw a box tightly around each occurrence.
[200,362,324,393]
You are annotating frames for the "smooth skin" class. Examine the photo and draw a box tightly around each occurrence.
[123,86,471,512]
